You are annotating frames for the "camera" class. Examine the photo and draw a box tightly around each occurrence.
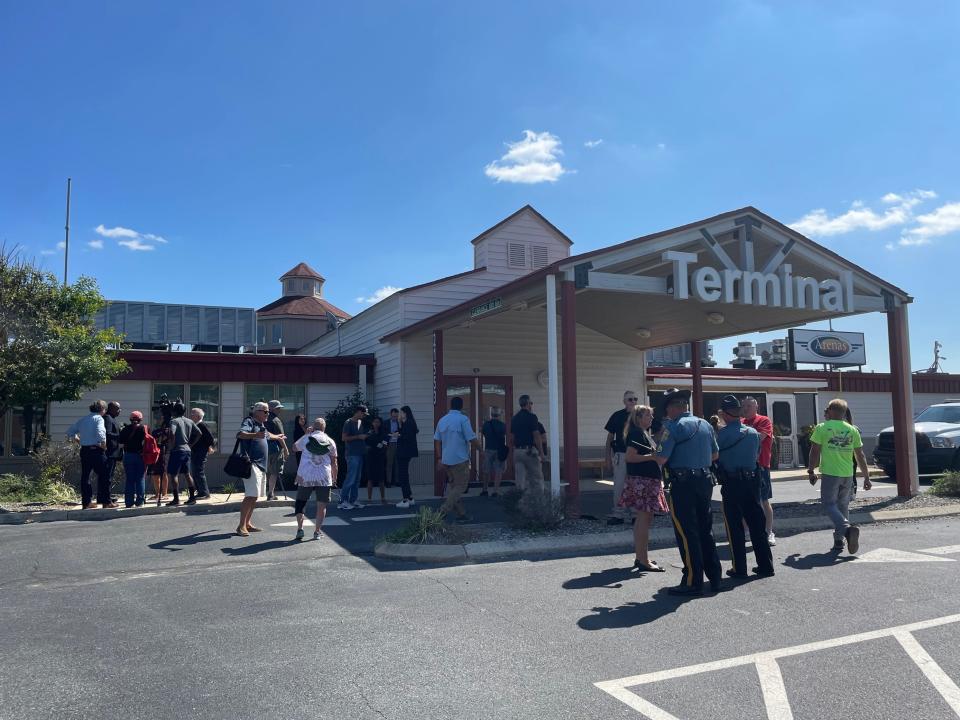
[153,393,182,426]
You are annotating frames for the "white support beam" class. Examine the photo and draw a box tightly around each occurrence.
[585,271,668,294]
[545,275,562,497]
[698,228,738,270]
[853,294,887,312]
[761,237,796,274]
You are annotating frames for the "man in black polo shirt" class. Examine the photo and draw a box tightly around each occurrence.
[604,390,639,525]
[510,395,544,491]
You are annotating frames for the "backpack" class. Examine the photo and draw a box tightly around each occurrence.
[142,427,161,466]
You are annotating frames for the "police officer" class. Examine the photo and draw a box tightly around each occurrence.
[715,395,775,579]
[655,388,723,596]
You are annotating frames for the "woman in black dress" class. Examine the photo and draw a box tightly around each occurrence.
[364,416,389,504]
[395,406,419,508]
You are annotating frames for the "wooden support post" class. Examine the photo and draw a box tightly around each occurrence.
[560,279,580,518]
[887,305,919,497]
[691,340,704,417]
[433,330,445,497]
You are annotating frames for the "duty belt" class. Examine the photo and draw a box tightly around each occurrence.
[668,467,711,481]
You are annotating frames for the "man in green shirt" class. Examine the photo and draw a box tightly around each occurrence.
[807,398,872,553]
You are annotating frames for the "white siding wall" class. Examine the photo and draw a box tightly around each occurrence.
[400,270,529,326]
[472,209,570,274]
[49,381,151,439]
[307,383,359,419]
[220,382,244,450]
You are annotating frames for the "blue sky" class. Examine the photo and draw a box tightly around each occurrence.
[2,1,959,372]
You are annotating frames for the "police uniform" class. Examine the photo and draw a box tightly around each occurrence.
[716,396,774,578]
[656,389,723,594]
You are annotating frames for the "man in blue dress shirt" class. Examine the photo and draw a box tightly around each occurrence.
[66,400,117,509]
[435,396,481,522]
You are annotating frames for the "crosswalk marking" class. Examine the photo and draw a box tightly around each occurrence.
[351,514,416,522]
[855,548,955,563]
[270,518,347,527]
[919,545,960,556]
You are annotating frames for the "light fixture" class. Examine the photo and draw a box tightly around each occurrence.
[635,327,652,340]
[706,312,725,325]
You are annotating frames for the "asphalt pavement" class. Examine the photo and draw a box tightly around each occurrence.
[2,499,960,719]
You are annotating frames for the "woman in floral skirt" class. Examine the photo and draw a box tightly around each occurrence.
[620,404,669,572]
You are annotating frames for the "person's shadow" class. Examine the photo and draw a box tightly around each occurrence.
[563,566,640,590]
[149,531,235,552]
[783,552,857,570]
[578,587,702,630]
[221,539,299,556]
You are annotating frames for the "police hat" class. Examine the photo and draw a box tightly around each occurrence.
[720,394,741,416]
[663,388,691,407]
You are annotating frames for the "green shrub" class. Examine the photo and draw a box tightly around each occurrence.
[504,484,564,531]
[930,471,960,498]
[221,482,238,495]
[383,506,449,544]
[0,473,78,504]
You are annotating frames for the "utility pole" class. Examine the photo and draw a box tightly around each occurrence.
[63,178,72,285]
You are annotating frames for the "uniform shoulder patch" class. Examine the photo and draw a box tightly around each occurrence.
[661,428,670,441]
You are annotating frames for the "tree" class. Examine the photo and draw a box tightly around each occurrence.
[0,246,129,422]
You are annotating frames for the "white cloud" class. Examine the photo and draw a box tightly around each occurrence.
[56,241,66,249]
[584,139,603,148]
[96,223,168,250]
[88,239,104,250]
[657,142,667,150]
[790,189,937,238]
[118,239,156,251]
[484,130,569,184]
[355,285,402,305]
[40,249,56,256]
[899,202,960,247]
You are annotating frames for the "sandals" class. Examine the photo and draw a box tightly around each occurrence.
[236,526,249,537]
[633,559,666,573]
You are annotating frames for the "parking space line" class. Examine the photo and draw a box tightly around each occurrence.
[920,545,960,556]
[894,631,960,715]
[596,613,960,719]
[351,514,416,522]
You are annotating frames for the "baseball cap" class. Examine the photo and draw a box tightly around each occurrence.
[268,400,284,410]
[129,410,143,421]
[720,395,742,416]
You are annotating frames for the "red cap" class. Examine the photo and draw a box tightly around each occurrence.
[130,411,143,421]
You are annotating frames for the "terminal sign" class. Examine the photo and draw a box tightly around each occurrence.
[663,251,854,312]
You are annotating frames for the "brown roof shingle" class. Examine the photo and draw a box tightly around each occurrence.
[280,262,325,281]
[257,295,351,319]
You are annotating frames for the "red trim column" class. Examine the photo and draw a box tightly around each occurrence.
[691,340,703,417]
[433,330,445,497]
[887,305,919,497]
[560,279,580,518]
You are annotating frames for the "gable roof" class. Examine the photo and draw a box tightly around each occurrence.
[257,295,350,319]
[470,204,573,246]
[280,262,325,281]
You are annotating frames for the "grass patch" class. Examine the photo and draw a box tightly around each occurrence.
[501,485,564,531]
[930,471,960,498]
[220,482,238,495]
[383,507,450,544]
[0,473,79,504]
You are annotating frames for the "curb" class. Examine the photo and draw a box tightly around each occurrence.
[0,499,295,525]
[373,504,960,564]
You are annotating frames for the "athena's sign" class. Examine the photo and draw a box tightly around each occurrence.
[664,251,854,312]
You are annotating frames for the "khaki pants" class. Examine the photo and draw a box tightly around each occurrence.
[514,447,544,491]
[439,461,471,518]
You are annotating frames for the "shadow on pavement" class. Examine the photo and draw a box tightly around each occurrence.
[149,530,236,552]
[577,587,702,630]
[783,551,857,570]
[221,539,299,556]
[562,566,638,590]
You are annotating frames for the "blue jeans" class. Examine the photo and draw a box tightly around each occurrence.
[123,452,146,507]
[343,455,364,504]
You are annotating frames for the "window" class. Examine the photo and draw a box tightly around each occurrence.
[285,280,296,295]
[152,383,185,431]
[189,384,220,441]
[271,321,282,344]
[244,383,306,437]
[531,245,549,269]
[507,242,526,268]
[0,405,48,457]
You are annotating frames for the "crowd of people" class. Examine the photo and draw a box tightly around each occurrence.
[68,386,873,571]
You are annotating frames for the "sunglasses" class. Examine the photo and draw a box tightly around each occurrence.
[626,397,639,402]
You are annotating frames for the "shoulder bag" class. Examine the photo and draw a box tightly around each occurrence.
[224,439,253,479]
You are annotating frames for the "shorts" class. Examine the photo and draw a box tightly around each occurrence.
[244,465,266,498]
[167,448,191,477]
[759,466,773,500]
[149,450,168,475]
[483,449,505,474]
[295,485,332,514]
[267,451,284,475]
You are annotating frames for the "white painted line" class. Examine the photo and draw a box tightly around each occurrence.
[920,545,960,556]
[894,631,960,715]
[596,613,960,718]
[271,518,347,527]
[351,514,416,522]
[755,656,794,720]
[855,548,955,563]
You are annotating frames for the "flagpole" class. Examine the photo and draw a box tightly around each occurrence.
[63,178,71,285]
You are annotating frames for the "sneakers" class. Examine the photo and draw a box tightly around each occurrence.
[350,502,363,510]
[313,530,322,540]
[337,502,352,510]
[396,500,410,509]
[831,539,845,552]
[184,497,197,506]
[295,528,305,541]
[846,525,861,554]
[767,532,777,547]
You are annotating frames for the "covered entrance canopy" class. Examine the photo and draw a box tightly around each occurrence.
[385,207,917,507]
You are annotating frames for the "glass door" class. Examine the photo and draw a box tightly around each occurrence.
[767,393,798,468]
[442,376,514,485]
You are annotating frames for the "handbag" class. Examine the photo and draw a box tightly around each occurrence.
[224,439,252,479]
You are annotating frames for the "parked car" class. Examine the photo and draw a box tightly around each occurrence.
[874,401,960,478]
